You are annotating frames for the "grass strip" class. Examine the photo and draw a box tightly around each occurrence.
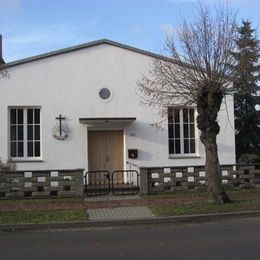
[0,197,84,206]
[0,209,88,224]
[149,197,260,217]
[142,188,260,200]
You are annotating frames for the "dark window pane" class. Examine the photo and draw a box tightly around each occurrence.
[27,126,33,140]
[169,140,174,154]
[168,124,173,138]
[184,124,189,138]
[35,125,40,140]
[183,108,188,122]
[18,126,23,140]
[190,124,195,138]
[35,142,40,157]
[11,126,16,140]
[27,142,33,157]
[190,139,195,153]
[175,124,180,138]
[175,140,181,154]
[10,109,16,124]
[184,139,189,153]
[168,108,173,123]
[189,109,195,122]
[11,142,17,157]
[27,109,33,124]
[34,109,40,124]
[99,88,111,100]
[174,109,180,123]
[18,142,24,157]
[17,109,23,124]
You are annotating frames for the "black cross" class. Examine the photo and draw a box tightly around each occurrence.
[55,114,65,135]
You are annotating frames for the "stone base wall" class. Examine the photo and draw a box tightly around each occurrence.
[0,169,84,199]
[140,164,260,194]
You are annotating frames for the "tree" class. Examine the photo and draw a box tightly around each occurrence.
[231,20,260,162]
[0,68,8,78]
[0,158,16,183]
[0,158,16,173]
[0,47,12,176]
[138,5,237,203]
[0,59,8,79]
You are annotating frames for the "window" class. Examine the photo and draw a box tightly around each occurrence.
[99,88,111,100]
[168,107,196,155]
[10,108,41,159]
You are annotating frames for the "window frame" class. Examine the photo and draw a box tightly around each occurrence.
[168,106,199,158]
[8,107,42,161]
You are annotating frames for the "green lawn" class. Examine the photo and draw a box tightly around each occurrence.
[0,197,88,224]
[149,197,260,217]
[143,188,260,200]
[0,197,83,206]
[0,209,88,224]
[145,188,260,217]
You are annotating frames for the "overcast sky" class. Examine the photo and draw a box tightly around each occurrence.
[0,0,260,62]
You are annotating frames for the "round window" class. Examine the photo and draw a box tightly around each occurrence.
[99,88,111,100]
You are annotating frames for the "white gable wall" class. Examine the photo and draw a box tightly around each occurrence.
[0,43,236,171]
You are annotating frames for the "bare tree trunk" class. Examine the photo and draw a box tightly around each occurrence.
[197,90,231,203]
[204,139,230,203]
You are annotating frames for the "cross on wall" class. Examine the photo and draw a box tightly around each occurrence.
[55,114,66,135]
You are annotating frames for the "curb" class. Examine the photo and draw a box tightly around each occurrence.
[1,210,260,232]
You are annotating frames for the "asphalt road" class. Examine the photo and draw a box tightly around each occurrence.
[1,217,260,260]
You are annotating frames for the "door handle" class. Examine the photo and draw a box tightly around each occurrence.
[106,155,109,162]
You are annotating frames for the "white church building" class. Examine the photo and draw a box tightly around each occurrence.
[0,38,236,175]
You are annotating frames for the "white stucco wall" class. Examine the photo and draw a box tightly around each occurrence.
[0,43,236,171]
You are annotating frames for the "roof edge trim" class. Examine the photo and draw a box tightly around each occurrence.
[1,39,177,69]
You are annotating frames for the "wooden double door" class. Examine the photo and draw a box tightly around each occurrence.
[88,130,124,184]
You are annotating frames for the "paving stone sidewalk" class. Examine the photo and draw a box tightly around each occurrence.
[87,206,155,221]
[85,195,155,221]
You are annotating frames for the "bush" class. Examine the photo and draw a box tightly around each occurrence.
[0,157,16,172]
[238,154,260,163]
